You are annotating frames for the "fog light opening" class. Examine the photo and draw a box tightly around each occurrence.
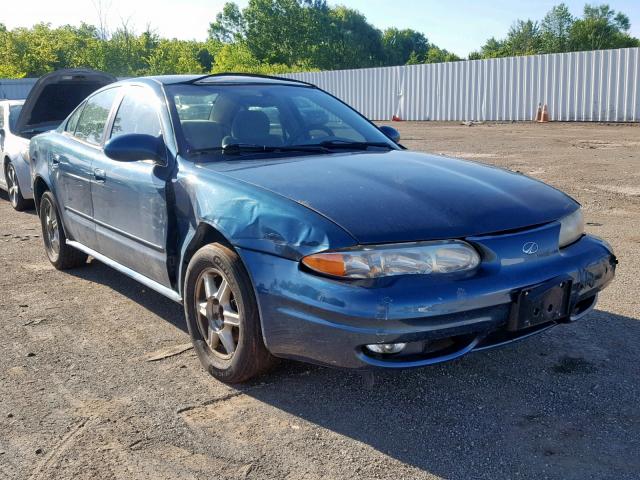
[365,342,407,355]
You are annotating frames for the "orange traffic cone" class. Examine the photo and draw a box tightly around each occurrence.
[391,114,402,121]
[538,104,550,123]
[534,103,542,122]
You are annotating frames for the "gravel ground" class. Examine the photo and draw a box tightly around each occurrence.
[1,122,639,480]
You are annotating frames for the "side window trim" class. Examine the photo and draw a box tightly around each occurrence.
[103,87,126,146]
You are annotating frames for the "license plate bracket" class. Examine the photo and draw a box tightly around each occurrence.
[508,277,572,331]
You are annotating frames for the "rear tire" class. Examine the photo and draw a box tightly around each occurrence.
[184,243,276,383]
[39,191,88,269]
[5,161,31,211]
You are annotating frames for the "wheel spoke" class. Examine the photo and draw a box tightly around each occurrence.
[198,301,208,318]
[218,326,236,354]
[203,272,216,298]
[207,324,220,349]
[215,278,230,303]
[223,309,240,326]
[195,267,240,359]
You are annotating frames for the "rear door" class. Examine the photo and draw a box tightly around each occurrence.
[52,87,119,248]
[90,86,172,287]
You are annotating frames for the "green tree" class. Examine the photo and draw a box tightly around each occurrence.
[209,1,386,70]
[504,20,542,55]
[212,41,306,74]
[382,28,429,66]
[242,0,319,65]
[477,36,508,58]
[540,3,575,53]
[147,39,208,74]
[324,6,384,69]
[424,46,461,63]
[569,4,639,50]
[209,2,246,43]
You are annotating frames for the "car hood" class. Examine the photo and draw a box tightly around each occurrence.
[15,69,116,138]
[205,150,579,244]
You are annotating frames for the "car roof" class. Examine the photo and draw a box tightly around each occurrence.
[133,73,312,88]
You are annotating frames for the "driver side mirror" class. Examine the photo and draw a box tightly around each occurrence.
[104,134,166,165]
[379,125,400,143]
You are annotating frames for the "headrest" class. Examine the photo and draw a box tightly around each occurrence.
[231,110,270,143]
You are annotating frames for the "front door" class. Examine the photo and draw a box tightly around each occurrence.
[90,86,172,288]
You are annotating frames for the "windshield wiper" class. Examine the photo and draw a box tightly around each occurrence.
[224,143,332,154]
[188,141,392,157]
[316,140,393,150]
[189,143,330,156]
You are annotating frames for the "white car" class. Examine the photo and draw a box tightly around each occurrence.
[0,99,32,210]
[1,69,116,210]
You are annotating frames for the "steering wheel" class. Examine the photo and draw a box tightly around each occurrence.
[289,124,334,144]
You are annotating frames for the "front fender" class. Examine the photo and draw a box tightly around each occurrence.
[173,160,357,295]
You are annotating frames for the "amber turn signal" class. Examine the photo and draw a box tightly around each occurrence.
[302,253,346,277]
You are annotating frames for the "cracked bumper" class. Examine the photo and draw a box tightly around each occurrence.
[238,229,616,369]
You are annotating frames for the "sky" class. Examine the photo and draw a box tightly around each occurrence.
[3,0,640,57]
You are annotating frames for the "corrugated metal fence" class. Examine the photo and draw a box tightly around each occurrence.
[285,47,640,122]
[0,78,37,100]
[2,47,638,121]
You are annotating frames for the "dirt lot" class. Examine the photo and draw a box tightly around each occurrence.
[1,122,639,480]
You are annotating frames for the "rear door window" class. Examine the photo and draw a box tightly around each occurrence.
[74,88,118,145]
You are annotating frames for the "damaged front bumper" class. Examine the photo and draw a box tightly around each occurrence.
[238,228,616,369]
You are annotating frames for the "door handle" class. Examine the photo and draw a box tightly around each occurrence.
[93,168,106,182]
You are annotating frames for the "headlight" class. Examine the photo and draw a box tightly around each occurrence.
[301,240,480,279]
[558,208,584,247]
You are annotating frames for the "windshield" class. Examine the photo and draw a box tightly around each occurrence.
[8,105,23,133]
[166,83,396,157]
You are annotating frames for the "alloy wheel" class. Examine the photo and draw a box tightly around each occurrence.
[6,164,19,208]
[194,268,241,359]
[41,198,60,256]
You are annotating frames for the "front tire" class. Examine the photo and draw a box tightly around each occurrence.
[39,191,88,269]
[5,161,31,211]
[184,243,276,383]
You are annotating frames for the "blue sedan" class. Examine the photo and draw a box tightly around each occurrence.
[30,74,616,382]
